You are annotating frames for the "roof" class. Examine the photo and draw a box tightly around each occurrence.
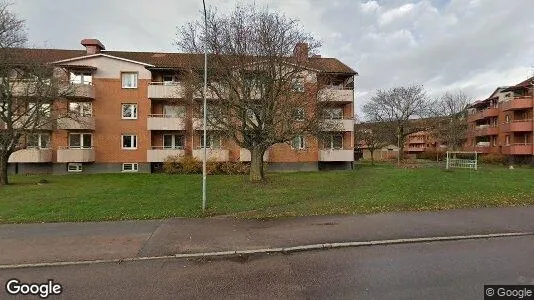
[4,48,357,75]
[515,76,534,88]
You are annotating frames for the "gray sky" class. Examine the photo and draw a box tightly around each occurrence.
[12,0,534,116]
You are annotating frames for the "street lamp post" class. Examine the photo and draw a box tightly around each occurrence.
[202,0,208,211]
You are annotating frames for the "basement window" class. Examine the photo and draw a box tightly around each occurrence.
[67,163,83,173]
[122,163,138,172]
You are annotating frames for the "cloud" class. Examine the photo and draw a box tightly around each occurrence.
[10,0,534,117]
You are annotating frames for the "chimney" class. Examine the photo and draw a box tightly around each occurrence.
[293,42,309,63]
[81,39,105,55]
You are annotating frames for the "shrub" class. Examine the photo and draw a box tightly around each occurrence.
[479,154,506,165]
[163,154,249,175]
[417,150,446,161]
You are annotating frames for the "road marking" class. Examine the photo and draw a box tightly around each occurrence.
[0,232,532,270]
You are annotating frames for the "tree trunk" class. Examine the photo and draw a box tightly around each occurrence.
[0,154,9,186]
[370,149,375,166]
[397,133,401,166]
[249,147,265,182]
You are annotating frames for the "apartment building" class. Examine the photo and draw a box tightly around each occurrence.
[466,76,534,163]
[405,130,443,155]
[5,39,357,174]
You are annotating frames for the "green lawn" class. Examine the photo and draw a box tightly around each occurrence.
[1,165,533,223]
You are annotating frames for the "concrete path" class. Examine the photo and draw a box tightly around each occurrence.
[1,206,533,266]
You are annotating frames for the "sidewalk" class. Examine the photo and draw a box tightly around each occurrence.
[1,206,533,266]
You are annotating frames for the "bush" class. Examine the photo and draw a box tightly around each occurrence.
[479,154,506,165]
[417,150,446,161]
[163,154,249,175]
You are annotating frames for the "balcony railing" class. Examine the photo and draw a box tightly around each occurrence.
[500,97,533,111]
[502,143,533,155]
[57,116,95,130]
[239,148,269,162]
[192,148,229,162]
[320,119,354,131]
[147,114,186,131]
[63,83,95,99]
[501,120,533,132]
[406,147,425,152]
[147,146,186,162]
[474,125,499,136]
[318,149,354,161]
[467,107,499,122]
[57,147,95,162]
[318,87,353,103]
[12,116,53,130]
[148,82,186,99]
[8,148,53,163]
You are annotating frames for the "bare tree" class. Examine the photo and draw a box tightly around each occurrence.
[356,122,391,165]
[176,4,333,181]
[430,91,470,151]
[0,2,74,185]
[362,85,430,165]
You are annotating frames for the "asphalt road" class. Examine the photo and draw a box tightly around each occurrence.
[1,236,533,300]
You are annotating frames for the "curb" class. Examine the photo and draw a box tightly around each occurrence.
[1,232,531,270]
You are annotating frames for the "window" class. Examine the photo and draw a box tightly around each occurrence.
[67,163,83,172]
[200,134,221,149]
[291,77,305,92]
[122,104,138,119]
[324,134,343,149]
[505,115,511,123]
[324,108,343,120]
[291,135,305,150]
[121,72,138,89]
[28,102,51,117]
[163,105,185,118]
[69,133,92,149]
[122,163,139,172]
[505,135,510,146]
[163,134,185,149]
[492,136,498,146]
[69,72,92,85]
[162,75,176,85]
[69,102,92,117]
[122,134,137,149]
[27,133,50,149]
[293,108,305,121]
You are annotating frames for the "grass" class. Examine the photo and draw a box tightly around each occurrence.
[0,164,533,223]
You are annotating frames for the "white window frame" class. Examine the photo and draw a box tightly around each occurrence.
[291,77,305,92]
[121,72,138,89]
[69,71,92,85]
[28,102,51,117]
[324,108,343,120]
[122,134,138,150]
[505,135,510,146]
[505,115,511,123]
[163,134,185,149]
[68,133,92,149]
[27,133,50,149]
[67,163,83,173]
[199,134,221,149]
[294,107,305,121]
[69,102,93,117]
[162,75,176,85]
[122,163,139,172]
[324,134,343,150]
[163,105,185,118]
[291,135,306,150]
[121,103,138,120]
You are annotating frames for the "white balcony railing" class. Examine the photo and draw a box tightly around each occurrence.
[148,82,186,99]
[192,148,229,162]
[318,149,354,162]
[321,119,354,131]
[8,148,53,163]
[147,114,186,131]
[147,147,186,162]
[57,116,95,130]
[57,147,95,162]
[318,88,354,102]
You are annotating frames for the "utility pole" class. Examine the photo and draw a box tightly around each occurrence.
[202,0,208,211]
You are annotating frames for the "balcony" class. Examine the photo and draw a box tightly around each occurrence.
[147,147,185,162]
[147,115,186,131]
[318,149,354,161]
[406,147,425,152]
[501,120,533,132]
[56,147,95,162]
[192,118,221,130]
[192,148,229,162]
[320,119,354,131]
[148,82,186,99]
[408,137,425,144]
[13,116,53,130]
[474,125,499,136]
[239,149,269,162]
[318,88,353,103]
[63,83,95,99]
[57,116,95,130]
[467,107,499,123]
[8,148,53,163]
[473,145,491,154]
[500,97,533,111]
[502,144,533,155]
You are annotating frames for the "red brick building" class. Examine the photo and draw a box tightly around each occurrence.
[5,39,357,174]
